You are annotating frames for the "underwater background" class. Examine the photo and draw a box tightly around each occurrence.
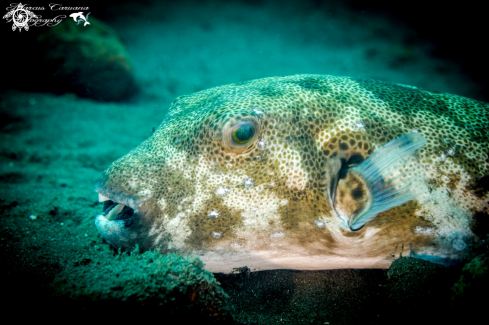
[1,0,488,324]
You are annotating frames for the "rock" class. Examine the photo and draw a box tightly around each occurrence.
[36,17,137,101]
[386,257,451,323]
[52,248,234,323]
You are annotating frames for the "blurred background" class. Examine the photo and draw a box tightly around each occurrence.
[3,0,488,104]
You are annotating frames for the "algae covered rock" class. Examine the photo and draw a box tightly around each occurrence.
[386,256,450,322]
[52,248,234,323]
[37,17,137,101]
[450,237,489,320]
[451,253,488,298]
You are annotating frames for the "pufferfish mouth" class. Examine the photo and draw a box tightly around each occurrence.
[99,194,134,221]
[95,192,138,233]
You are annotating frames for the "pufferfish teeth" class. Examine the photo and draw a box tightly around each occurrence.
[105,203,125,221]
[98,193,111,202]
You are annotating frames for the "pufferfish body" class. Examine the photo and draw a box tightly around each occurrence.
[94,75,489,273]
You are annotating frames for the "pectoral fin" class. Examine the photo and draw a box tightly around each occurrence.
[333,133,427,230]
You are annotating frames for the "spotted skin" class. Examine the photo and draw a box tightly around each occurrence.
[95,75,489,272]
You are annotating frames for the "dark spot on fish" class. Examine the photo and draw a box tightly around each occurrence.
[257,85,284,98]
[346,153,364,166]
[339,142,349,150]
[290,76,330,94]
[351,187,364,199]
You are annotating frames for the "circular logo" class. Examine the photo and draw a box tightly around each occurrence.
[12,8,31,28]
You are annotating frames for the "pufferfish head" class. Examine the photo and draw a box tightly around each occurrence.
[93,75,448,258]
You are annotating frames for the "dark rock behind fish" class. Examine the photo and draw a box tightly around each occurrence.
[36,17,137,101]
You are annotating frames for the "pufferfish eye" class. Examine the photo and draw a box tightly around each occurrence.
[230,122,256,145]
[221,116,261,153]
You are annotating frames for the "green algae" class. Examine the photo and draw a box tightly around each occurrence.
[451,235,489,301]
[53,246,229,305]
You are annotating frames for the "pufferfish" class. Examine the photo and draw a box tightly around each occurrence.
[94,75,489,273]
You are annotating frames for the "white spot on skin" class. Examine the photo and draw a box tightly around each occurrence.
[211,231,222,239]
[252,107,266,116]
[314,220,325,228]
[215,187,230,197]
[446,147,457,157]
[257,139,266,149]
[207,209,220,219]
[352,120,366,132]
[243,177,255,188]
